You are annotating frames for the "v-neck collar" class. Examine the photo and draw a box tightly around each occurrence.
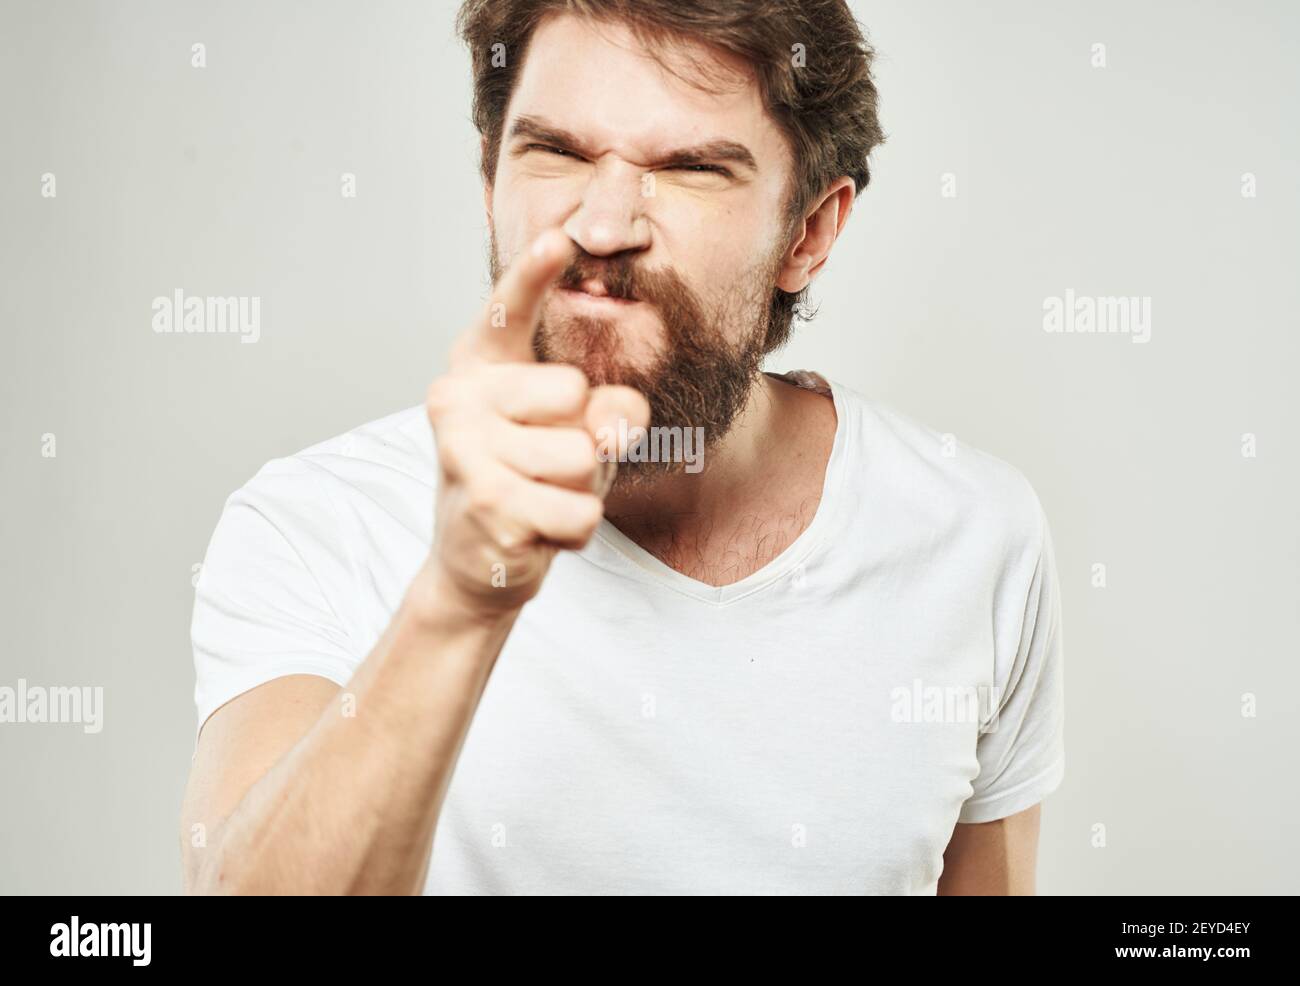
[578,373,852,606]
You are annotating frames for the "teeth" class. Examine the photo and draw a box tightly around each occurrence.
[565,281,632,302]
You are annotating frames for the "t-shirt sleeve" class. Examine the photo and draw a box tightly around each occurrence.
[957,494,1066,824]
[191,458,359,744]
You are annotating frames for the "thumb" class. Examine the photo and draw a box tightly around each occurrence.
[584,385,650,495]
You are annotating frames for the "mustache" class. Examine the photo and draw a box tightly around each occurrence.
[556,253,678,305]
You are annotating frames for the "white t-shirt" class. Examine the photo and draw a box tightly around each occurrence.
[192,372,1065,895]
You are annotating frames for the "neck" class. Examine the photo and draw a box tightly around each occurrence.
[603,372,827,533]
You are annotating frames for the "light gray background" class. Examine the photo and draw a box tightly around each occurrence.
[2,0,1296,894]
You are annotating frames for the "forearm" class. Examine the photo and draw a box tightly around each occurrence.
[937,807,1041,895]
[185,228,635,895]
[190,577,517,895]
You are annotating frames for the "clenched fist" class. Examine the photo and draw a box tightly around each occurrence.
[419,229,650,619]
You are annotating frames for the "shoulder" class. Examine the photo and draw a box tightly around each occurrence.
[204,404,434,586]
[229,404,434,512]
[290,403,434,483]
[828,378,1048,564]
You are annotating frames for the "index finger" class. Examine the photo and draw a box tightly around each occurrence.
[457,228,573,366]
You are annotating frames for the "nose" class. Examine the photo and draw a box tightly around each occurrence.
[562,159,652,258]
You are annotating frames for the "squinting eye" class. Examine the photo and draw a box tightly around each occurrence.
[669,164,730,177]
[528,144,576,158]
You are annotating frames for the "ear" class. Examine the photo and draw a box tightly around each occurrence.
[775,177,856,293]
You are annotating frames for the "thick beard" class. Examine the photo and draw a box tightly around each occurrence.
[488,230,783,489]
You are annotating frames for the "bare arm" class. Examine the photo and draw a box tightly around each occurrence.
[181,587,514,895]
[180,228,648,895]
[936,803,1042,895]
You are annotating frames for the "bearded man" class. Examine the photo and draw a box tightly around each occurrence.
[182,0,1065,895]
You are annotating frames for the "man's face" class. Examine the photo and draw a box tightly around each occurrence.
[486,13,798,462]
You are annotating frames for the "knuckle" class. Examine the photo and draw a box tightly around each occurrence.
[560,431,598,479]
[436,438,459,475]
[550,365,590,409]
[571,494,604,537]
[496,526,530,555]
[554,425,593,455]
[465,473,507,516]
[436,431,483,481]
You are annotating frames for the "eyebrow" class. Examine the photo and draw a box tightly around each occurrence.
[507,114,758,173]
